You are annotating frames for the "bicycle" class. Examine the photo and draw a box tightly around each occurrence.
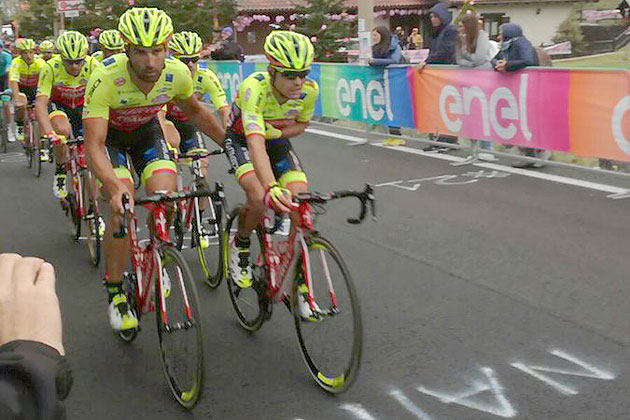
[224,184,375,393]
[22,105,41,177]
[116,191,207,408]
[59,135,103,266]
[0,88,11,154]
[172,148,227,289]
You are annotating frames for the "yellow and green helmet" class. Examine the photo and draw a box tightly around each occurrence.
[39,40,55,53]
[99,29,124,50]
[56,31,89,60]
[168,31,202,57]
[16,38,36,51]
[118,7,173,47]
[264,30,314,71]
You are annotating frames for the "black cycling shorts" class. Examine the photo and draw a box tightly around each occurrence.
[19,86,37,104]
[48,102,83,139]
[167,118,206,154]
[105,118,176,185]
[223,130,307,187]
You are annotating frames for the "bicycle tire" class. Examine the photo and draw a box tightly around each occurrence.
[292,235,362,394]
[156,245,204,409]
[65,191,81,241]
[81,170,101,266]
[32,124,41,178]
[224,205,266,331]
[118,272,139,343]
[195,194,223,289]
[25,128,32,169]
[0,113,7,154]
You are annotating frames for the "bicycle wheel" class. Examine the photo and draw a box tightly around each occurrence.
[194,193,223,289]
[292,235,362,394]
[0,113,7,154]
[156,245,204,409]
[119,272,139,343]
[173,206,185,251]
[224,205,266,331]
[81,170,101,266]
[32,126,41,178]
[64,183,81,241]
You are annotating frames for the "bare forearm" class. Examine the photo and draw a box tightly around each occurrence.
[218,106,230,130]
[35,97,53,135]
[9,81,19,102]
[248,136,276,187]
[86,143,119,192]
[281,122,308,139]
[189,106,225,146]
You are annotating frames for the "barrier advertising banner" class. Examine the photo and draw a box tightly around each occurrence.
[200,60,630,162]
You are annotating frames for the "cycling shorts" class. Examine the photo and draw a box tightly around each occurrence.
[105,117,176,185]
[223,130,307,188]
[166,117,206,154]
[19,86,37,104]
[0,74,8,92]
[48,102,83,139]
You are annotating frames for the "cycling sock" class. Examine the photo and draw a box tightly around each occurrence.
[235,235,250,249]
[104,277,124,303]
[55,164,64,175]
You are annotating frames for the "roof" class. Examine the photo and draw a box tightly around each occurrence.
[238,0,428,12]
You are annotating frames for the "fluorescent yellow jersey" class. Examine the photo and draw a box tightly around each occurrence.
[37,55,98,109]
[83,54,194,132]
[227,71,318,139]
[91,51,104,63]
[9,56,47,88]
[167,65,228,122]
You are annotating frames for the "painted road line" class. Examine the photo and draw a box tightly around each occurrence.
[305,128,628,195]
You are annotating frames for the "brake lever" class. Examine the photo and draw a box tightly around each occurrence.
[113,193,130,238]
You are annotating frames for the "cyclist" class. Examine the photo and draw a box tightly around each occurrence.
[0,43,12,141]
[223,31,318,303]
[83,7,225,332]
[91,29,125,63]
[165,30,229,203]
[35,31,97,199]
[9,38,46,144]
[38,40,56,61]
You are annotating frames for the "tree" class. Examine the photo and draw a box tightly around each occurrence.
[295,0,356,63]
[553,11,584,52]
[15,0,57,39]
[455,0,476,23]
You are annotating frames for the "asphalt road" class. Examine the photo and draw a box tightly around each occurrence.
[1,125,629,420]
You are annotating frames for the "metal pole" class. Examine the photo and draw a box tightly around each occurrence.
[357,0,374,64]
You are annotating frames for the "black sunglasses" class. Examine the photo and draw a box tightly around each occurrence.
[179,56,200,64]
[63,59,85,66]
[279,69,310,80]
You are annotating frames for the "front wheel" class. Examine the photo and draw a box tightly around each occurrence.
[31,126,41,178]
[156,245,204,409]
[292,235,362,394]
[224,205,266,332]
[194,193,223,289]
[0,113,7,154]
[81,170,101,266]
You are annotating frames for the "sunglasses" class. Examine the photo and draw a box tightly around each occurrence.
[179,56,200,64]
[278,69,310,80]
[63,59,85,66]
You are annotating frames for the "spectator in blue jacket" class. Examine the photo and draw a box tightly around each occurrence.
[491,23,538,72]
[418,2,459,152]
[368,26,403,66]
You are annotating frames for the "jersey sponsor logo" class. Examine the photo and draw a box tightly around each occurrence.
[156,87,169,93]
[109,105,162,131]
[114,77,126,86]
[299,92,307,100]
[244,87,252,101]
[51,85,86,109]
[102,58,115,66]
[79,78,88,85]
[285,109,299,117]
[165,73,173,83]
[87,78,102,97]
[254,73,265,82]
[197,75,203,83]
[246,122,262,132]
[152,93,171,104]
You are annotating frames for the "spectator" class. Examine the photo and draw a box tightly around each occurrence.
[368,26,403,66]
[491,24,543,168]
[407,28,423,50]
[456,13,496,161]
[417,2,459,152]
[394,26,406,49]
[0,254,72,420]
[211,27,244,62]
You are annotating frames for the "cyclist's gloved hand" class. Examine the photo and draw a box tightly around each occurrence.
[46,131,62,146]
[265,122,283,140]
[264,182,296,212]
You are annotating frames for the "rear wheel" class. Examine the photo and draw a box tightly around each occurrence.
[31,124,41,178]
[156,245,204,409]
[64,178,80,241]
[0,112,7,154]
[292,235,362,394]
[224,205,266,331]
[81,170,101,266]
[195,194,223,289]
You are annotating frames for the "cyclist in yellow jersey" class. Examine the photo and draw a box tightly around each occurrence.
[38,40,56,62]
[92,29,125,63]
[36,31,97,199]
[9,38,47,143]
[224,31,319,309]
[83,8,224,332]
[165,31,229,188]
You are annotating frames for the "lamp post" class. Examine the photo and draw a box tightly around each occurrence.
[358,0,374,63]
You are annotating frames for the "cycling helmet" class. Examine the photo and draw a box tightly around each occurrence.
[118,7,173,47]
[98,29,124,50]
[56,31,89,60]
[39,40,55,53]
[16,38,36,51]
[168,31,202,57]
[264,30,314,71]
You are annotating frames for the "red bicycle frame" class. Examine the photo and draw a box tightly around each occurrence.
[64,139,88,217]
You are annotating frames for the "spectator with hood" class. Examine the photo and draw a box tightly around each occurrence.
[368,26,403,66]
[417,2,459,152]
[211,27,244,62]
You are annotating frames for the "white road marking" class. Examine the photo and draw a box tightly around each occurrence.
[389,388,433,419]
[511,349,615,396]
[339,403,379,420]
[305,128,628,195]
[417,367,518,418]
